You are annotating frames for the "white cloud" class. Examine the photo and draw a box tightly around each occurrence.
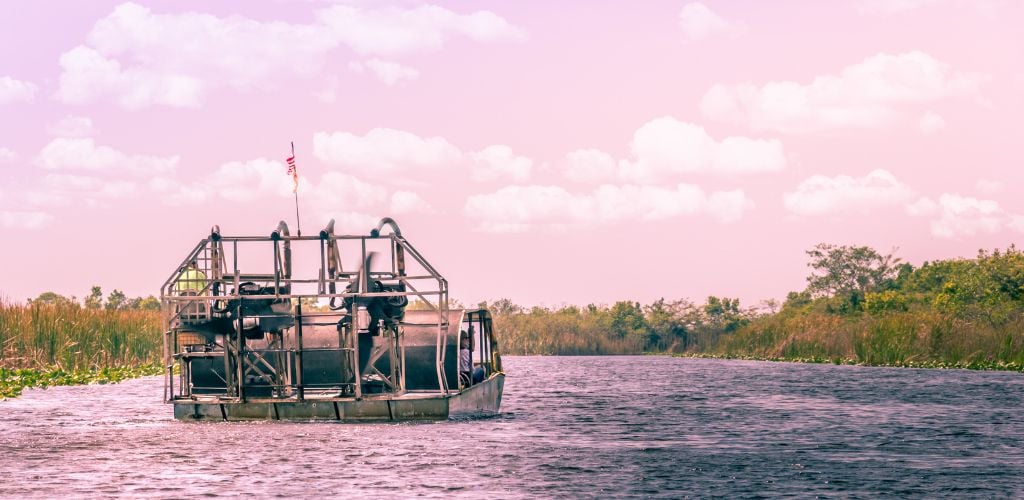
[464,183,752,232]
[562,118,785,184]
[205,158,301,203]
[596,117,785,182]
[678,2,744,41]
[148,158,305,206]
[918,111,946,134]
[701,51,985,133]
[20,173,139,208]
[35,137,178,175]
[0,210,53,229]
[349,58,419,85]
[929,194,1003,238]
[48,115,95,138]
[309,171,388,210]
[905,196,939,216]
[975,179,1003,195]
[471,145,532,182]
[314,128,462,176]
[784,169,915,216]
[316,4,526,56]
[0,147,16,163]
[390,190,433,214]
[0,76,37,105]
[56,46,204,109]
[56,2,525,108]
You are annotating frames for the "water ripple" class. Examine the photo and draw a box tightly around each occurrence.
[1,356,1022,497]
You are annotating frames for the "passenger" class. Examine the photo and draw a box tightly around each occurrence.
[459,328,473,386]
[174,259,207,295]
[174,259,208,320]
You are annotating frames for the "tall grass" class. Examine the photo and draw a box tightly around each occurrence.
[715,308,1024,370]
[0,298,162,370]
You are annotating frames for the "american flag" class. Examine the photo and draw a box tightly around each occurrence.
[285,154,298,192]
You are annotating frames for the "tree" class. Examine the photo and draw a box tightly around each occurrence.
[608,301,648,341]
[805,243,901,298]
[105,289,127,310]
[126,295,161,310]
[85,286,103,309]
[28,291,75,307]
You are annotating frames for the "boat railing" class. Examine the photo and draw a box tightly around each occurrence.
[160,218,451,404]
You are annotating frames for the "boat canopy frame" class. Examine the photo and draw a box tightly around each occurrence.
[159,218,456,404]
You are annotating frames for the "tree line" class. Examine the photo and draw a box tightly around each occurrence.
[484,243,1024,368]
[28,287,160,311]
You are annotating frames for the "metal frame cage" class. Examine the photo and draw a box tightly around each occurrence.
[160,218,500,406]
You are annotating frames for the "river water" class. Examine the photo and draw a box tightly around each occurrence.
[1,356,1022,498]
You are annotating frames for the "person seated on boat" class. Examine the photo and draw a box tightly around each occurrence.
[173,259,208,320]
[459,327,474,387]
[174,259,207,295]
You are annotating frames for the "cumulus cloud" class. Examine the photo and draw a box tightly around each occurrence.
[309,171,389,210]
[35,137,178,175]
[47,115,95,138]
[349,59,419,85]
[678,2,745,40]
[464,183,752,232]
[314,128,463,176]
[929,194,1003,238]
[56,2,525,108]
[784,169,915,216]
[565,117,786,183]
[0,210,53,229]
[317,4,526,55]
[700,51,985,133]
[0,147,16,163]
[390,190,433,214]
[0,76,37,105]
[56,46,204,109]
[205,158,304,203]
[905,196,939,216]
[470,145,533,182]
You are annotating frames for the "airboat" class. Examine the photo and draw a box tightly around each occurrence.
[160,218,504,421]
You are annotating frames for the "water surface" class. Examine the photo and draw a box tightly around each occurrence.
[2,356,1022,497]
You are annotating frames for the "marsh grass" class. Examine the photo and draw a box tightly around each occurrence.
[0,298,163,397]
[713,308,1024,371]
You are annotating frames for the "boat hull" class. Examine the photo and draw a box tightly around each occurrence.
[173,373,504,422]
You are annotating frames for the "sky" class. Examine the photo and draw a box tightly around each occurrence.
[1,0,1022,308]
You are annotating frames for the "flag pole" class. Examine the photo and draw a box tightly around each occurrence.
[291,141,302,237]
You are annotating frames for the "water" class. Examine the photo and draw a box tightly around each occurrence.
[2,356,1023,498]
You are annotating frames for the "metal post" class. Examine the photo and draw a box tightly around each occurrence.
[351,300,362,400]
[236,299,246,401]
[295,303,304,401]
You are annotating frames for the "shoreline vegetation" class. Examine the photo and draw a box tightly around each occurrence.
[3,243,1023,398]
[488,244,1024,373]
[0,289,162,399]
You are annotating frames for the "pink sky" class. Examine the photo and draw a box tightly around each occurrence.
[1,0,1022,308]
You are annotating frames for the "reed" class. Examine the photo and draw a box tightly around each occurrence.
[715,308,1024,371]
[0,298,162,371]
